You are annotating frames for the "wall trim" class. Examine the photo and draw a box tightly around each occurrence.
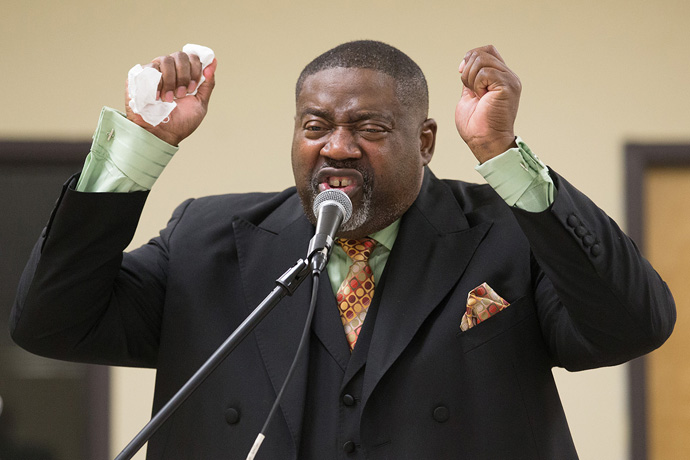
[625,143,690,460]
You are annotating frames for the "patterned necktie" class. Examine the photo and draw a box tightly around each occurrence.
[336,238,377,350]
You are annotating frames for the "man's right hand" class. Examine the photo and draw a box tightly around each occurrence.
[125,51,217,146]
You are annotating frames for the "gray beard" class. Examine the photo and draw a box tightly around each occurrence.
[305,163,407,235]
[306,180,372,234]
[339,193,371,233]
[305,182,406,236]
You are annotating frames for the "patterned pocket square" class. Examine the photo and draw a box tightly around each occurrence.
[460,283,510,331]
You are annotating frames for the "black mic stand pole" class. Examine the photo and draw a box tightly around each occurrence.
[114,257,313,460]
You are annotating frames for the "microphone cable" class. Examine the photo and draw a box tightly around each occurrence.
[245,272,321,460]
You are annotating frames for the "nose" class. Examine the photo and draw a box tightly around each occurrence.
[320,127,361,160]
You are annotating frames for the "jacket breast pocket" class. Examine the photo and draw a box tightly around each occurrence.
[456,295,536,354]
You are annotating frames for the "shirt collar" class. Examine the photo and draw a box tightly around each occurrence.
[368,218,400,252]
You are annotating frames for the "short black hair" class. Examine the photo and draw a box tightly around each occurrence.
[296,40,429,117]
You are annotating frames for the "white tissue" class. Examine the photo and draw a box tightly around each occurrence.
[127,44,215,126]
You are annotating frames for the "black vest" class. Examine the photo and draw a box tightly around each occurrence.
[298,269,387,460]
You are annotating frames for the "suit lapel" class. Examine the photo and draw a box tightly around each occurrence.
[311,269,352,371]
[360,170,493,406]
[232,193,318,452]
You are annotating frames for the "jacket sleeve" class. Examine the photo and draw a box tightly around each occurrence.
[10,175,190,368]
[512,170,676,371]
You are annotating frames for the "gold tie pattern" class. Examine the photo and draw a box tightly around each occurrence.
[336,238,377,350]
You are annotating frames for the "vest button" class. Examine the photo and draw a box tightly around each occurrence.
[342,394,356,406]
[224,407,240,425]
[433,405,449,423]
[343,440,356,453]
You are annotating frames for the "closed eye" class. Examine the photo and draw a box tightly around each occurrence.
[358,124,389,140]
[303,121,331,139]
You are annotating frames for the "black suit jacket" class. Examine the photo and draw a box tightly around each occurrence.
[11,168,675,459]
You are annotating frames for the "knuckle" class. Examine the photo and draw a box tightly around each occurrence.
[475,67,490,82]
[175,51,190,64]
[160,55,174,67]
[473,54,485,69]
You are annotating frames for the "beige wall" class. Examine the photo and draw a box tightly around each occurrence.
[4,0,690,458]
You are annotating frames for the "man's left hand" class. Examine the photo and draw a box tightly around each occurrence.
[455,45,521,163]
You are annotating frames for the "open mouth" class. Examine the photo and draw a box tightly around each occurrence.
[316,168,363,197]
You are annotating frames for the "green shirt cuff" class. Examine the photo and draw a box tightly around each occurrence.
[76,107,178,192]
[475,137,555,212]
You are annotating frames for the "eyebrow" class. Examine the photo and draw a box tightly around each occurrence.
[300,108,394,124]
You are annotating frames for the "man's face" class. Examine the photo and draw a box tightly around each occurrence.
[291,67,435,239]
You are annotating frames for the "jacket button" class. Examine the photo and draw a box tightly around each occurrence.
[591,244,602,257]
[575,225,587,237]
[342,394,356,406]
[583,235,595,247]
[224,408,240,425]
[343,441,356,453]
[567,215,580,227]
[433,406,449,423]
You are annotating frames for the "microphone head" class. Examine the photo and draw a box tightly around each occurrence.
[312,189,353,224]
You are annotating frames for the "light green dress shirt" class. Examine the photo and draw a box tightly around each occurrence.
[76,107,555,294]
[76,108,178,192]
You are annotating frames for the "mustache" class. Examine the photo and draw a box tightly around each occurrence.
[320,158,363,170]
[309,159,372,190]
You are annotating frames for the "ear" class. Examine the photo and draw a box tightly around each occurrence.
[419,118,437,166]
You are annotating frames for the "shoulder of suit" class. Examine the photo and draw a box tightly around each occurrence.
[177,186,300,222]
[438,178,506,209]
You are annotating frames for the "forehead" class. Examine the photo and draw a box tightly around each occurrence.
[296,67,402,118]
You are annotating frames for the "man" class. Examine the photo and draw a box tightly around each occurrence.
[11,41,675,459]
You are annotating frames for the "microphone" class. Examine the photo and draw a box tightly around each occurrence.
[307,189,353,273]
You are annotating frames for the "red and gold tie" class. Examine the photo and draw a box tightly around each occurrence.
[336,238,377,350]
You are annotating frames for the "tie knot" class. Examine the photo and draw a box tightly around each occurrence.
[337,238,377,262]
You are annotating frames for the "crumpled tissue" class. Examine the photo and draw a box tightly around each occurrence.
[127,44,215,126]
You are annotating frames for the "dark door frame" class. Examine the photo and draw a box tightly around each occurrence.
[626,143,690,460]
[0,140,109,460]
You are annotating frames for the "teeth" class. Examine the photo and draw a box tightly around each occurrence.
[328,177,352,187]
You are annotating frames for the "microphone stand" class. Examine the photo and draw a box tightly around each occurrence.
[114,257,313,460]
